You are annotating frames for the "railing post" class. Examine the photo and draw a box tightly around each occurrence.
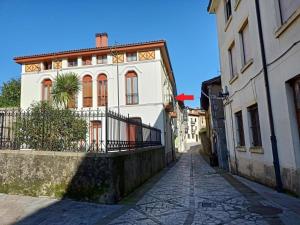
[105,104,108,153]
[127,114,130,149]
[149,123,152,146]
[0,112,4,149]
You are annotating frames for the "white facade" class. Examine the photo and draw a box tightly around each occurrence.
[209,0,300,194]
[185,108,206,144]
[15,37,177,163]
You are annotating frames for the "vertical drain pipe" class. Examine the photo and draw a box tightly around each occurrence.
[254,0,283,192]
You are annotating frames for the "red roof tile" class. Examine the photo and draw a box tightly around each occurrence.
[13,40,166,60]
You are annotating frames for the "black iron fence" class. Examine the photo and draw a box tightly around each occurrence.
[0,108,161,153]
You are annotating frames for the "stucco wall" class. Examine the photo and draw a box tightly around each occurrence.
[213,0,300,194]
[20,49,175,150]
[0,147,165,203]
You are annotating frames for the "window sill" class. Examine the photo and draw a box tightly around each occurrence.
[229,74,238,84]
[249,146,264,154]
[240,59,253,74]
[234,0,241,11]
[236,146,246,152]
[224,16,232,32]
[275,8,300,38]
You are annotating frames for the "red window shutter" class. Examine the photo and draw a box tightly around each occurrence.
[83,75,93,107]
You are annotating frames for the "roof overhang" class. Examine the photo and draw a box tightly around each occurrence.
[13,40,177,96]
[207,0,220,13]
[200,75,221,110]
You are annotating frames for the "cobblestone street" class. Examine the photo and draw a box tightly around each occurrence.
[1,147,300,225]
[103,147,300,225]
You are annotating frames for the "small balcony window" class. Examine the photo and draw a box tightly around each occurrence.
[126,52,137,62]
[43,61,52,70]
[97,55,107,64]
[82,57,92,66]
[68,58,78,67]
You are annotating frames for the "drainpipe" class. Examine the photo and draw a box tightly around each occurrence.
[254,0,283,192]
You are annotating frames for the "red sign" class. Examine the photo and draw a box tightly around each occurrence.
[176,93,194,102]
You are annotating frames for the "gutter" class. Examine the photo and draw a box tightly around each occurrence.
[254,0,283,192]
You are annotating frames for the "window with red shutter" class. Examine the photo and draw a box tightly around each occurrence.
[82,75,93,107]
[97,74,107,106]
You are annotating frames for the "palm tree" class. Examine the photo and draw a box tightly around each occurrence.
[52,72,80,109]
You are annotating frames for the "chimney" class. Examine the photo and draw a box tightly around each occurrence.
[96,33,108,48]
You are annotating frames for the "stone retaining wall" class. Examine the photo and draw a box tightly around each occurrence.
[0,146,165,203]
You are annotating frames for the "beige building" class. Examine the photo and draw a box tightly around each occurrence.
[208,0,300,195]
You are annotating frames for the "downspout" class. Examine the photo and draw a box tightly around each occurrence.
[254,0,283,192]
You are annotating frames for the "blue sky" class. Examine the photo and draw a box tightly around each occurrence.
[0,0,219,108]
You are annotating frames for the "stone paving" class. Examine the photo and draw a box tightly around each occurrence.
[0,147,300,225]
[0,194,121,225]
[104,147,300,225]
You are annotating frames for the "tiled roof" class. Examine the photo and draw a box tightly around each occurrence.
[14,40,166,60]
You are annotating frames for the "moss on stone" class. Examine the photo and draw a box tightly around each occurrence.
[0,181,110,203]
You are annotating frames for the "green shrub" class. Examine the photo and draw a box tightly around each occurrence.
[15,102,87,151]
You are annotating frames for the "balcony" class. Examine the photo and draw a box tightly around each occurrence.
[169,112,177,118]
[164,94,174,112]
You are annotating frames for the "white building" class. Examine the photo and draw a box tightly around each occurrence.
[185,108,206,144]
[14,33,178,163]
[208,0,300,195]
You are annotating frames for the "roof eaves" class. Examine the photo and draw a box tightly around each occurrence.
[13,40,166,61]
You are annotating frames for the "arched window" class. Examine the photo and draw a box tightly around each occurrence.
[97,74,107,106]
[82,75,93,107]
[42,79,52,102]
[125,71,138,105]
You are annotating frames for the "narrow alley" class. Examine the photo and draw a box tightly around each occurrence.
[102,146,300,225]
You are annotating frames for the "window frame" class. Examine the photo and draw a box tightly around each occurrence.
[228,41,237,79]
[247,104,262,147]
[97,55,107,64]
[224,0,232,22]
[82,56,92,66]
[43,61,52,70]
[42,79,52,102]
[125,71,139,105]
[90,120,102,149]
[126,52,137,62]
[97,74,108,107]
[235,110,245,147]
[277,0,300,24]
[82,75,93,108]
[68,58,78,67]
[239,19,252,67]
[290,76,300,139]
